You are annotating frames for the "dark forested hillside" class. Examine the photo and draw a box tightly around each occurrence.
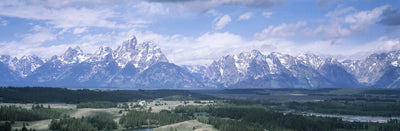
[0,87,218,103]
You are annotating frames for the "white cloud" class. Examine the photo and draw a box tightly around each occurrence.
[0,31,116,59]
[0,41,66,58]
[14,25,58,46]
[132,31,246,65]
[214,15,232,30]
[157,0,286,13]
[248,36,400,61]
[344,5,389,32]
[132,1,170,16]
[238,12,253,21]
[325,7,355,18]
[304,23,351,39]
[0,18,7,26]
[73,27,88,34]
[0,1,151,30]
[354,37,400,55]
[253,21,306,40]
[262,12,273,18]
[207,9,222,16]
[21,32,57,45]
[304,5,390,39]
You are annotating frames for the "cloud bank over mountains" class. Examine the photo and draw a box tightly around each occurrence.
[0,0,399,66]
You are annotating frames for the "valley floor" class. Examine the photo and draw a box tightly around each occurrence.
[1,100,213,131]
[2,88,400,131]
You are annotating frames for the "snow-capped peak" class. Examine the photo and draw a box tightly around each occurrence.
[0,55,11,63]
[119,36,137,52]
[295,53,327,69]
[1,55,45,77]
[60,46,89,64]
[64,46,83,56]
[95,46,112,56]
[112,36,168,70]
[182,65,207,74]
[85,46,114,63]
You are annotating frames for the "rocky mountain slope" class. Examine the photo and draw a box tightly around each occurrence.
[1,36,400,88]
[0,36,200,88]
[201,50,357,88]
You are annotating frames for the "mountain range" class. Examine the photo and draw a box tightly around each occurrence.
[1,36,400,88]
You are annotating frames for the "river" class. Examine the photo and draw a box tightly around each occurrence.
[303,113,400,123]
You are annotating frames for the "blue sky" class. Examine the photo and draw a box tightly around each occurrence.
[0,0,400,65]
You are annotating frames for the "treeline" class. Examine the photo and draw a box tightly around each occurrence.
[49,116,117,131]
[77,101,117,108]
[173,104,398,131]
[0,122,38,131]
[286,100,400,116]
[174,105,210,116]
[363,89,400,95]
[209,105,338,131]
[208,116,263,131]
[0,87,218,103]
[0,122,11,131]
[378,119,400,130]
[0,105,61,121]
[119,110,189,129]
[163,95,211,101]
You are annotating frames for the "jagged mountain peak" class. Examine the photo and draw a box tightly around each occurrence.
[341,49,400,85]
[204,50,361,88]
[17,55,44,63]
[118,36,138,52]
[59,46,89,64]
[87,46,114,63]
[64,46,83,56]
[0,55,45,78]
[2,35,400,88]
[269,52,285,57]
[295,53,326,68]
[235,49,264,60]
[0,55,11,63]
[241,49,263,56]
[367,52,388,60]
[113,37,168,70]
[95,45,112,56]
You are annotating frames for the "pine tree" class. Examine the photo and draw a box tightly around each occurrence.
[21,123,28,131]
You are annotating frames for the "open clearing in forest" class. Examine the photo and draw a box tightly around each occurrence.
[70,108,121,118]
[0,103,76,109]
[147,100,213,112]
[153,120,218,131]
